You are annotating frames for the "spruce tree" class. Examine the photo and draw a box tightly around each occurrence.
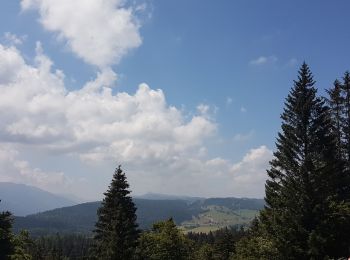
[260,63,350,259]
[326,75,350,204]
[92,166,139,260]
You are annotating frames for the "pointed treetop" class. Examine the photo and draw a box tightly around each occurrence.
[294,62,315,88]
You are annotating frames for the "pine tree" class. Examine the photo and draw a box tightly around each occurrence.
[260,63,350,259]
[92,166,139,260]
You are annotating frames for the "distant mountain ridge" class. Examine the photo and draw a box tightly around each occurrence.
[135,192,204,203]
[193,197,265,210]
[14,199,203,236]
[0,182,76,216]
[0,182,265,235]
[13,197,265,236]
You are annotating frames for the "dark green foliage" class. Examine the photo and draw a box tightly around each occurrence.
[0,200,34,259]
[14,199,200,236]
[92,166,139,260]
[0,201,14,259]
[231,219,278,260]
[187,231,215,246]
[232,233,277,260]
[188,227,247,260]
[28,234,93,259]
[10,230,33,260]
[258,63,350,259]
[14,202,100,237]
[326,79,344,152]
[211,228,238,260]
[136,218,193,260]
[194,244,215,260]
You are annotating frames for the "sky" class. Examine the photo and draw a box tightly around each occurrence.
[0,0,350,201]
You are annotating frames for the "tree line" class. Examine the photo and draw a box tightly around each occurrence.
[1,63,350,259]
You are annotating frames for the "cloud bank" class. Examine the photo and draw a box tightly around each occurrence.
[0,42,272,198]
[0,44,215,162]
[0,1,274,198]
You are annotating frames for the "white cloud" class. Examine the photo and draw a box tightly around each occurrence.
[21,0,142,68]
[197,104,210,115]
[0,45,26,84]
[0,44,217,189]
[0,42,273,198]
[250,55,278,66]
[0,145,68,192]
[233,130,254,142]
[240,106,247,113]
[3,32,26,46]
[129,145,273,198]
[226,97,233,106]
[230,146,272,197]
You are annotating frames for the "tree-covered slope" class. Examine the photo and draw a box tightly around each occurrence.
[13,197,264,236]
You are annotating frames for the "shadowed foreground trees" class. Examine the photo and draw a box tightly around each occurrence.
[0,200,33,260]
[0,202,14,259]
[136,218,193,260]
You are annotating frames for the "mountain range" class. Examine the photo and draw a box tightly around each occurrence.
[0,182,76,216]
[0,182,265,236]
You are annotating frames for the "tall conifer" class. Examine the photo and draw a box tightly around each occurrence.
[92,166,139,260]
[260,63,350,259]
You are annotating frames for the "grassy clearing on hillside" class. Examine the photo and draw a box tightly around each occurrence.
[180,206,259,233]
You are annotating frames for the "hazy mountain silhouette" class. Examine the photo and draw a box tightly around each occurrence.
[0,182,76,216]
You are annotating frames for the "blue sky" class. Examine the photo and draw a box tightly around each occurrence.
[0,0,349,200]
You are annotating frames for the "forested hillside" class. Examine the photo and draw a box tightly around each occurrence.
[13,197,263,236]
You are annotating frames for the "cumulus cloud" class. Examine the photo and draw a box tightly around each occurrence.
[250,55,278,66]
[230,146,272,197]
[129,145,273,198]
[0,43,272,198]
[0,43,215,167]
[21,0,142,68]
[0,45,26,84]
